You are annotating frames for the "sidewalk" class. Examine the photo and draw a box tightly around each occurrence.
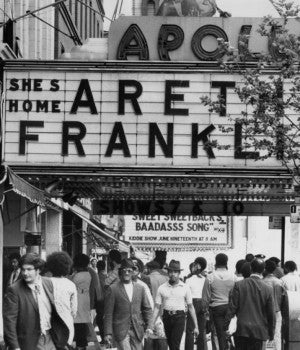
[85,332,214,350]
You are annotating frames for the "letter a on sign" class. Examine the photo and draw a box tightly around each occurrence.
[117,24,149,60]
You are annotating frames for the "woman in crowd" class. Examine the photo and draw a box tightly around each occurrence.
[46,251,78,348]
[71,254,92,350]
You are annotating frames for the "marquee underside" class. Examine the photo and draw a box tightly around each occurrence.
[12,166,294,216]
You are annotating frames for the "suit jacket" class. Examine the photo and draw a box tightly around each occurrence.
[104,281,153,342]
[225,275,276,341]
[4,277,69,350]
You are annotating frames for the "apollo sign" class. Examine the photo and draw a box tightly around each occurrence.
[108,17,298,61]
[2,66,284,168]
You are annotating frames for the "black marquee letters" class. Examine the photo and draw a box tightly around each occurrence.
[238,25,259,61]
[211,81,236,116]
[165,80,189,116]
[191,124,216,158]
[149,123,174,158]
[234,122,259,159]
[191,25,228,61]
[62,121,86,156]
[269,25,285,61]
[105,122,131,157]
[70,79,97,114]
[19,121,44,155]
[117,24,149,60]
[118,80,143,115]
[158,25,184,61]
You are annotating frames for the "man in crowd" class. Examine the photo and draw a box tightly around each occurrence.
[204,253,236,350]
[146,260,169,350]
[263,259,286,350]
[185,257,210,350]
[245,253,255,262]
[131,256,152,291]
[269,257,284,279]
[235,259,246,281]
[105,249,122,289]
[281,260,300,292]
[131,257,153,308]
[225,258,276,350]
[4,253,69,350]
[6,252,22,289]
[96,260,107,344]
[148,259,199,350]
[104,258,153,350]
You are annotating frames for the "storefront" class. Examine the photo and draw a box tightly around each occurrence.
[1,16,299,267]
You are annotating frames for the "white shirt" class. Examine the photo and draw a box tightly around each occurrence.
[281,272,300,292]
[28,277,52,334]
[123,282,133,302]
[185,274,206,299]
[155,280,192,311]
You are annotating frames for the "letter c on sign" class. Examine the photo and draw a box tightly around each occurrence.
[191,25,228,61]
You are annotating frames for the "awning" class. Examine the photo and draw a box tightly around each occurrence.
[1,165,45,206]
[11,165,295,216]
[69,207,130,253]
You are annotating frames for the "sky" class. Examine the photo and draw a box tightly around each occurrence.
[102,0,284,30]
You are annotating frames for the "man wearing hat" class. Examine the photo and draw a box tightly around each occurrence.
[104,258,153,350]
[147,260,199,350]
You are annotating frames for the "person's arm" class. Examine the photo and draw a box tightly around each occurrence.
[185,284,199,336]
[224,282,239,332]
[141,285,154,331]
[187,303,199,337]
[70,283,78,319]
[266,290,276,341]
[147,303,162,336]
[147,285,164,335]
[3,287,21,350]
[103,286,115,344]
[201,278,211,312]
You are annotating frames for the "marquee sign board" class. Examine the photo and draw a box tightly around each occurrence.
[124,215,232,251]
[108,17,300,62]
[2,67,285,169]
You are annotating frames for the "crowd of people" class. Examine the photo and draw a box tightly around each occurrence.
[3,249,300,350]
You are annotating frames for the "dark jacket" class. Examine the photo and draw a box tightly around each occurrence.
[104,281,153,342]
[4,277,69,350]
[88,266,103,309]
[225,275,276,341]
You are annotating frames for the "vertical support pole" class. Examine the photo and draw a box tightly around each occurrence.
[0,207,4,344]
[281,216,286,264]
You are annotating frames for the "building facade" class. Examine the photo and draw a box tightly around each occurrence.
[0,0,106,342]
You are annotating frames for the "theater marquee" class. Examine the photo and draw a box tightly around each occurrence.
[3,68,282,168]
[124,215,232,251]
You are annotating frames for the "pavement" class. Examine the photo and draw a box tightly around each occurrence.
[85,331,214,349]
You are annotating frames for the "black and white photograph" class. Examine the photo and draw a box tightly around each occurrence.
[1,0,300,349]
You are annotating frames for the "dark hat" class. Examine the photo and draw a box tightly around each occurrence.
[167,260,183,272]
[147,260,160,270]
[119,258,135,270]
[254,254,266,259]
